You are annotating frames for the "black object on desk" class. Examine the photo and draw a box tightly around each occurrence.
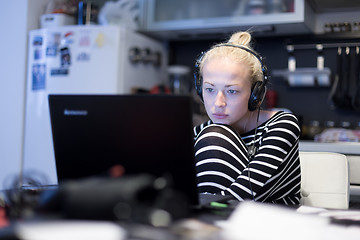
[38,174,191,224]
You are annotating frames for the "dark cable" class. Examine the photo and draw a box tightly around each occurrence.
[248,108,261,201]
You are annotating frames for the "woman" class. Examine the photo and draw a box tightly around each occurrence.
[193,31,301,205]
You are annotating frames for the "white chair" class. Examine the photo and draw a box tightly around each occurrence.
[299,151,350,209]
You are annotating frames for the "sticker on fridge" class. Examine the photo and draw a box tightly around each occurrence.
[32,64,46,90]
[77,51,90,61]
[46,33,61,57]
[33,35,44,60]
[33,36,43,46]
[34,48,42,60]
[60,47,71,66]
[76,31,91,62]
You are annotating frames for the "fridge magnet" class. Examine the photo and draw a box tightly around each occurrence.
[76,51,90,61]
[46,45,57,57]
[34,48,42,60]
[60,47,71,66]
[33,36,43,46]
[79,33,91,47]
[63,31,74,45]
[46,33,61,57]
[32,64,46,90]
[95,33,104,48]
[50,68,69,76]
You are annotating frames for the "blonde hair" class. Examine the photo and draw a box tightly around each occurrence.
[199,31,264,84]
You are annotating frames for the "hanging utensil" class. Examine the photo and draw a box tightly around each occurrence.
[342,46,352,109]
[330,47,353,109]
[347,46,359,110]
[329,47,343,108]
[352,46,360,110]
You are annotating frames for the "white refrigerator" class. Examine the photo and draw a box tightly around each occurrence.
[23,25,168,186]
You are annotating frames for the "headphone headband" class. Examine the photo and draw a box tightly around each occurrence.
[214,43,269,82]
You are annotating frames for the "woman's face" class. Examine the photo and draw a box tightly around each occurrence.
[202,56,253,129]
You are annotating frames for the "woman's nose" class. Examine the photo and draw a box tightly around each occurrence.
[215,91,226,107]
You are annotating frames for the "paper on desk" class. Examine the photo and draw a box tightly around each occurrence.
[319,209,360,221]
[297,206,360,222]
[296,205,329,214]
[216,201,360,240]
[15,220,127,240]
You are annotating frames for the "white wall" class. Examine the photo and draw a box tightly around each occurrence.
[0,0,48,190]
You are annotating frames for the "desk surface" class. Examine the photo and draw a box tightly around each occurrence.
[3,202,360,240]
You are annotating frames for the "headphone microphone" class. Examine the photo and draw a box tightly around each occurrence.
[194,43,269,111]
[248,145,257,158]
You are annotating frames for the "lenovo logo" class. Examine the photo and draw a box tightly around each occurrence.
[64,109,88,116]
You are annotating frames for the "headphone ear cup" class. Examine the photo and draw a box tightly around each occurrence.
[248,81,267,111]
[194,52,205,101]
[194,69,203,100]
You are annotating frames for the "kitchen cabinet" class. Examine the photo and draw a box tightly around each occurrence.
[139,0,315,39]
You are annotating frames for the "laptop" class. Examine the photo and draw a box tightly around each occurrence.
[48,94,200,207]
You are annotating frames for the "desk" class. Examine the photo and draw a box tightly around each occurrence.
[3,202,360,240]
[2,202,360,240]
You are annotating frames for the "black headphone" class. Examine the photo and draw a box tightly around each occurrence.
[194,43,269,111]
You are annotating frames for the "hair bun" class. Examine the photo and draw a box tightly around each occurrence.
[228,32,252,48]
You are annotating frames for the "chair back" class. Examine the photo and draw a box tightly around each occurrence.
[299,151,349,209]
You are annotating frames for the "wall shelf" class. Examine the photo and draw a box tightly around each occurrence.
[272,67,331,87]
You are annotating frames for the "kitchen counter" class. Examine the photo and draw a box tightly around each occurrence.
[300,141,360,155]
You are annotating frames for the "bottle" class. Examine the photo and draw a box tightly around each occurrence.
[308,120,322,140]
[340,121,351,129]
[324,120,335,129]
[316,44,324,70]
[167,65,190,94]
[287,45,296,72]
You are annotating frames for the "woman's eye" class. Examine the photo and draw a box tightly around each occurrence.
[205,88,214,93]
[227,89,238,94]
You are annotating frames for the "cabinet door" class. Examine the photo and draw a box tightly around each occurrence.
[140,0,313,38]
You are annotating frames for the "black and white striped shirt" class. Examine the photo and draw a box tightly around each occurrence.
[193,111,301,205]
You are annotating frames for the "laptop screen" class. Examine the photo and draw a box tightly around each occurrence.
[48,94,198,205]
